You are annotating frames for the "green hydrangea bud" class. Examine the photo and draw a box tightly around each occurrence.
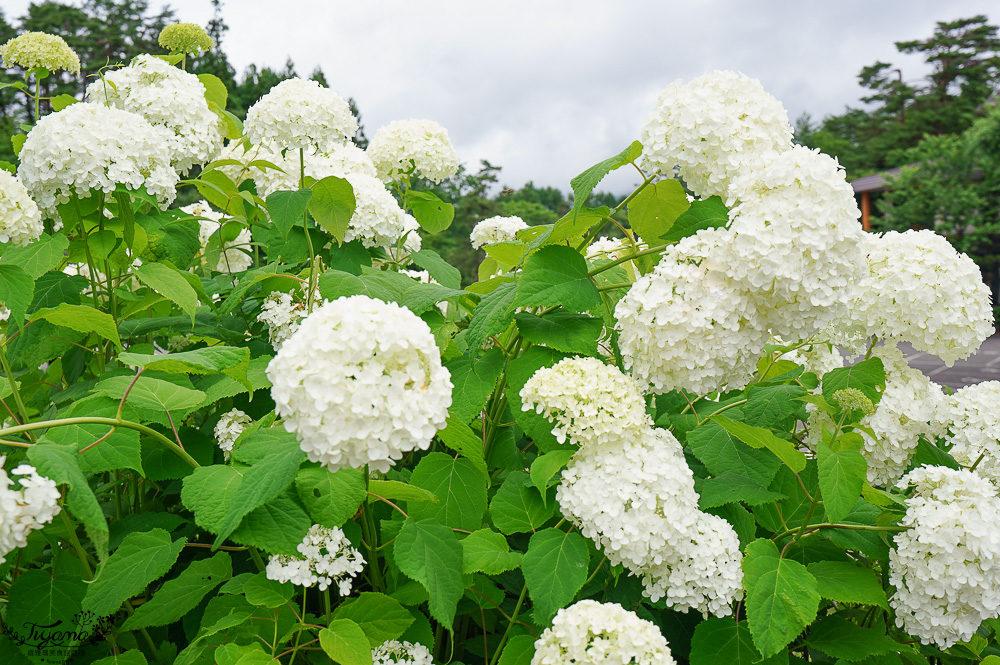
[832,387,876,417]
[158,23,214,56]
[1,32,81,74]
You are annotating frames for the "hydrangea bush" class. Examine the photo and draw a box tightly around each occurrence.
[1,24,999,665]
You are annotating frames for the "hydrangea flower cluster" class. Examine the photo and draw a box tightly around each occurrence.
[367,119,460,183]
[86,54,225,174]
[889,466,1000,648]
[526,358,743,615]
[265,524,365,595]
[342,173,412,249]
[252,143,377,197]
[184,200,252,274]
[158,23,214,55]
[848,230,994,364]
[371,640,435,665]
[941,381,1000,486]
[267,295,452,473]
[640,70,792,199]
[1,31,80,73]
[615,228,768,395]
[531,600,676,665]
[258,291,305,349]
[244,78,358,153]
[18,103,177,218]
[470,216,528,249]
[777,339,844,378]
[0,457,61,564]
[213,408,251,458]
[519,357,650,448]
[0,170,44,246]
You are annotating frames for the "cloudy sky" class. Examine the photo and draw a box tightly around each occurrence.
[6,1,999,194]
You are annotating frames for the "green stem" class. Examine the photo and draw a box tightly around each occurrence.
[595,281,632,292]
[0,417,199,469]
[772,522,909,542]
[361,466,385,592]
[73,196,102,312]
[60,509,94,579]
[488,585,528,665]
[612,171,657,216]
[587,243,669,277]
[0,341,33,441]
[697,399,748,426]
[248,547,267,572]
[300,148,318,313]
[323,588,332,625]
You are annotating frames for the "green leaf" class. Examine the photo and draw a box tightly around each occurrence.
[465,282,516,352]
[267,189,313,240]
[569,141,642,216]
[320,620,373,665]
[368,479,439,504]
[92,651,149,665]
[689,617,784,665]
[118,346,249,376]
[31,303,122,349]
[437,414,488,477]
[515,245,600,312]
[121,552,232,630]
[805,615,899,661]
[242,573,293,607]
[182,464,244,532]
[212,442,306,548]
[496,635,535,665]
[743,538,820,658]
[296,467,366,528]
[445,349,504,424]
[0,231,69,279]
[660,196,729,244]
[744,385,808,431]
[461,529,523,575]
[687,421,781,487]
[411,249,462,289]
[806,561,888,609]
[28,443,109,560]
[713,415,806,472]
[817,442,867,522]
[7,570,89,661]
[50,93,78,112]
[218,263,281,315]
[822,358,886,416]
[522,528,589,622]
[0,264,34,325]
[547,206,607,246]
[529,450,575,499]
[627,179,689,243]
[334,592,414,647]
[394,519,464,630]
[407,189,454,234]
[229,491,311,555]
[694,473,787,509]
[308,175,356,243]
[408,452,488,531]
[490,470,554,534]
[911,436,962,471]
[135,262,199,323]
[39,395,142,475]
[83,528,186,617]
[97,375,206,412]
[514,310,602,356]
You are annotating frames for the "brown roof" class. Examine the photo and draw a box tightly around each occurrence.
[850,167,903,194]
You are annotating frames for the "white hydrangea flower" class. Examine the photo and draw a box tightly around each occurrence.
[469,216,528,249]
[18,103,177,219]
[341,173,410,249]
[519,357,651,449]
[807,344,945,487]
[847,230,994,364]
[214,408,251,458]
[267,295,452,473]
[372,640,434,665]
[0,457,61,564]
[615,228,768,395]
[252,142,378,198]
[531,600,676,665]
[0,304,10,322]
[640,70,792,199]
[558,429,743,615]
[941,381,1000,486]
[265,524,365,595]
[183,200,252,274]
[722,146,866,340]
[890,466,1000,648]
[86,54,225,174]
[1,31,80,73]
[367,119,460,184]
[258,291,305,349]
[244,78,358,153]
[400,214,422,254]
[0,170,44,246]
[777,339,844,378]
[586,236,628,260]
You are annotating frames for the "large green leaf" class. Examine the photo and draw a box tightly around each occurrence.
[229,491,311,556]
[822,358,886,416]
[522,528,589,622]
[569,141,642,216]
[408,452,488,531]
[713,415,806,472]
[445,349,504,424]
[743,538,820,658]
[296,466,367,528]
[266,189,313,239]
[83,528,186,617]
[436,414,488,476]
[118,346,250,377]
[694,473,787,510]
[411,249,462,289]
[461,529,523,575]
[744,385,808,431]
[334,592,414,647]
[660,196,729,244]
[496,635,536,665]
[181,464,244,532]
[805,616,899,661]
[309,175,356,243]
[7,570,89,661]
[465,282,516,352]
[393,519,464,630]
[529,449,575,500]
[31,303,122,349]
[320,620,373,665]
[490,470,554,534]
[97,375,206,412]
[514,310,602,356]
[627,178,689,243]
[816,442,867,522]
[689,618,784,665]
[134,261,199,323]
[515,245,599,312]
[0,232,69,279]
[806,561,887,609]
[121,552,232,630]
[407,189,454,234]
[686,421,781,487]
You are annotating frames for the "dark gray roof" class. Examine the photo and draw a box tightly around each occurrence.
[851,167,903,193]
